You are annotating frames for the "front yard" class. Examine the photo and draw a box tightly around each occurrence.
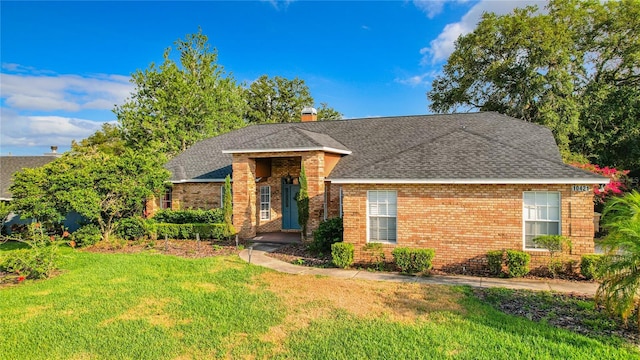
[1,243,639,359]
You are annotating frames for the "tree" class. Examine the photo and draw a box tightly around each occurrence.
[317,102,343,121]
[596,191,640,327]
[72,123,126,156]
[115,29,247,158]
[245,75,313,124]
[296,163,309,240]
[10,148,169,241]
[428,0,640,165]
[222,175,235,238]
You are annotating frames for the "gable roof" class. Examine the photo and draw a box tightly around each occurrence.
[165,112,606,184]
[1,156,57,200]
[222,127,351,155]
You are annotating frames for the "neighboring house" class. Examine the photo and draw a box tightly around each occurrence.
[156,110,608,270]
[0,148,82,232]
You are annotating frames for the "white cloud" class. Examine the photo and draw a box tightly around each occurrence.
[0,108,107,148]
[0,69,132,112]
[263,0,295,10]
[394,71,438,87]
[413,1,446,18]
[421,0,545,64]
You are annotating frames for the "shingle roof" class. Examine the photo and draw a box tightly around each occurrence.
[223,127,350,154]
[165,112,606,183]
[0,156,58,199]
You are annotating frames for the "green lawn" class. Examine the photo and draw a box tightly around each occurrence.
[1,244,638,360]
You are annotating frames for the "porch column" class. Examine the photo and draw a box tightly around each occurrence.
[302,151,326,237]
[232,154,257,239]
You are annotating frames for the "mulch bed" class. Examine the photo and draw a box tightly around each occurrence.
[268,243,333,267]
[83,238,247,258]
[474,288,640,346]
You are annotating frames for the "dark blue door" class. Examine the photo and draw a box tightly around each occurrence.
[282,183,300,230]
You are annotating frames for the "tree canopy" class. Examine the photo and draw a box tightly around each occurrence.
[427,0,640,168]
[10,145,169,240]
[115,29,247,158]
[245,75,342,123]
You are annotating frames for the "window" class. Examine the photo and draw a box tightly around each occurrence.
[523,191,560,249]
[367,190,397,243]
[161,188,172,210]
[260,186,271,220]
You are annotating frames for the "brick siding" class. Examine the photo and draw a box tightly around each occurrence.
[342,183,595,271]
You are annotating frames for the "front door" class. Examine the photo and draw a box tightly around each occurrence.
[282,183,300,230]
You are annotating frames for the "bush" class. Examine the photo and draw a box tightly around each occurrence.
[581,254,604,280]
[152,208,223,224]
[116,217,146,240]
[392,247,435,275]
[72,224,102,247]
[151,223,226,240]
[505,250,531,278]
[0,244,59,279]
[311,217,343,253]
[486,250,504,276]
[331,242,354,268]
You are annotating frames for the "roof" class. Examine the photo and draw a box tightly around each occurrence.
[1,156,58,200]
[165,112,607,184]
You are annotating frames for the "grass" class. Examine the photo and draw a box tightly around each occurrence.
[1,243,639,359]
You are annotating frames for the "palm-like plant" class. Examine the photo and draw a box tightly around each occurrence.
[595,190,640,327]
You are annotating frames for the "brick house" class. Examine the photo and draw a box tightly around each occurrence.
[155,110,607,269]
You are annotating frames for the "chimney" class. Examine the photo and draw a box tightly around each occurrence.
[44,145,61,157]
[301,107,317,122]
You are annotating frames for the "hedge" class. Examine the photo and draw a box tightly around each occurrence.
[486,250,504,276]
[505,250,531,278]
[331,242,354,269]
[150,223,227,240]
[152,209,223,224]
[581,254,604,280]
[392,247,435,275]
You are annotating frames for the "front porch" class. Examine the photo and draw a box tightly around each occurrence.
[250,231,302,244]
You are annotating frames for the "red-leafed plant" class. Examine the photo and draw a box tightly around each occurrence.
[571,163,630,205]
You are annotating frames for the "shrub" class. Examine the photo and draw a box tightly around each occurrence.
[72,224,102,247]
[532,235,572,277]
[581,254,604,280]
[0,243,59,279]
[151,223,226,240]
[505,250,530,278]
[392,247,435,275]
[152,208,223,224]
[116,217,146,240]
[331,242,354,269]
[311,217,343,253]
[486,250,504,276]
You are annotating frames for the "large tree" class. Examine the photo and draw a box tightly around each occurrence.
[428,0,640,167]
[115,29,247,158]
[10,146,169,240]
[245,75,342,123]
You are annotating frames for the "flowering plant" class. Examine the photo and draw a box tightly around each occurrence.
[571,163,630,205]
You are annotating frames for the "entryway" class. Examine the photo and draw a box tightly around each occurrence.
[282,182,300,230]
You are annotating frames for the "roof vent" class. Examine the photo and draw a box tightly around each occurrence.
[301,107,317,122]
[44,145,61,157]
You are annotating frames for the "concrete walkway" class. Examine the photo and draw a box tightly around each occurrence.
[239,243,599,296]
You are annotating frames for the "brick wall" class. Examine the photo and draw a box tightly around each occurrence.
[342,183,595,271]
[146,183,223,217]
[231,151,329,238]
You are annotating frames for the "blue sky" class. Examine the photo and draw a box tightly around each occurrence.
[1,0,544,156]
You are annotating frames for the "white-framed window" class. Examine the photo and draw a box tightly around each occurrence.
[260,186,271,220]
[339,187,343,218]
[523,191,561,249]
[367,190,397,243]
[161,188,172,209]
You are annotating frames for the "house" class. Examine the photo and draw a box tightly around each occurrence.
[0,147,82,233]
[156,110,607,270]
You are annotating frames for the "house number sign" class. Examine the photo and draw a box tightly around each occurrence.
[572,185,591,192]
